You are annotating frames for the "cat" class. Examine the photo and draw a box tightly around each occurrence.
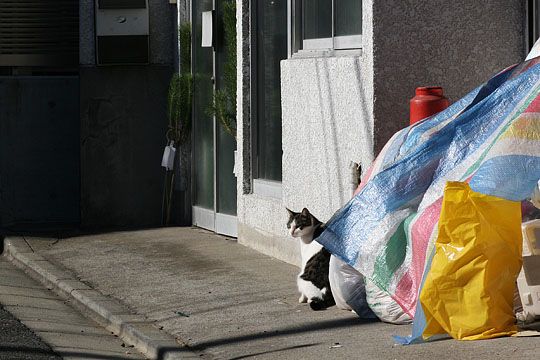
[286,207,335,311]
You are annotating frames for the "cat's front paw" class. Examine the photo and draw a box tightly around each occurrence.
[299,294,308,303]
[309,299,328,311]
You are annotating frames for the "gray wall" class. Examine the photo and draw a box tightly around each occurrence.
[372,0,525,152]
[80,67,172,228]
[281,56,374,220]
[235,0,296,263]
[0,77,80,228]
[79,0,95,66]
[79,0,177,228]
[237,1,375,266]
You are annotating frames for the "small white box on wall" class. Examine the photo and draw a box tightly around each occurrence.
[201,11,214,47]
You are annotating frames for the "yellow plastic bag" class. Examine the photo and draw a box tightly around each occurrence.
[420,182,522,340]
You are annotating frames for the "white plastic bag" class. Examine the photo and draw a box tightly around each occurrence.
[161,141,176,170]
[329,256,376,318]
[531,180,540,209]
[526,38,540,61]
[365,279,412,324]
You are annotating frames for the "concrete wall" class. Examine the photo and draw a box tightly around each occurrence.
[239,52,376,266]
[80,67,173,228]
[0,77,80,228]
[235,0,301,264]
[148,0,176,65]
[372,0,525,152]
[79,0,177,229]
[236,1,375,266]
[281,56,375,220]
[79,0,95,66]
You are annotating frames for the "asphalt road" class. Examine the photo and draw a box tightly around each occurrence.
[0,304,60,360]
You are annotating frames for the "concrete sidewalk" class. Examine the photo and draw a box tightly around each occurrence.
[4,227,540,359]
[0,258,145,359]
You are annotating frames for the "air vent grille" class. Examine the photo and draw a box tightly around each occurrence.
[98,0,146,9]
[0,0,78,66]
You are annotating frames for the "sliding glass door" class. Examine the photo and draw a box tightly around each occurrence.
[192,0,237,236]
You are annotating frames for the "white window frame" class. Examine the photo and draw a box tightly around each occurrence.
[252,179,283,199]
[288,0,362,56]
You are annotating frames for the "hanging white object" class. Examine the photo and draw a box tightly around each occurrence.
[161,141,176,171]
[531,180,540,209]
[233,150,239,177]
[201,11,213,47]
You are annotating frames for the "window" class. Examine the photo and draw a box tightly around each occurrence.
[290,0,362,54]
[528,0,540,53]
[252,0,288,183]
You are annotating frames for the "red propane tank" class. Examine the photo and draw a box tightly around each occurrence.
[410,86,449,125]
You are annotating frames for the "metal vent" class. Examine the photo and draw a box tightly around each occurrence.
[0,0,78,67]
[99,0,146,9]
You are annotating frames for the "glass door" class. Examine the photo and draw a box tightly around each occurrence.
[214,0,238,232]
[192,0,237,236]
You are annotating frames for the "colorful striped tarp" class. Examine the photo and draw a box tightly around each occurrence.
[317,58,540,319]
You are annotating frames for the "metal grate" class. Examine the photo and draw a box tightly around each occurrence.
[98,0,146,9]
[0,0,78,67]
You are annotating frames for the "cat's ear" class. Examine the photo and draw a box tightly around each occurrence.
[301,208,310,216]
[286,208,294,216]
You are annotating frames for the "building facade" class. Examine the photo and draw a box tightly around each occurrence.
[233,0,526,265]
[0,1,178,230]
[0,1,533,260]
[184,1,529,265]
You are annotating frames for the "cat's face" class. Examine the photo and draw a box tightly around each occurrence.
[286,208,319,243]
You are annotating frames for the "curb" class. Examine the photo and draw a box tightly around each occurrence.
[3,237,201,360]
